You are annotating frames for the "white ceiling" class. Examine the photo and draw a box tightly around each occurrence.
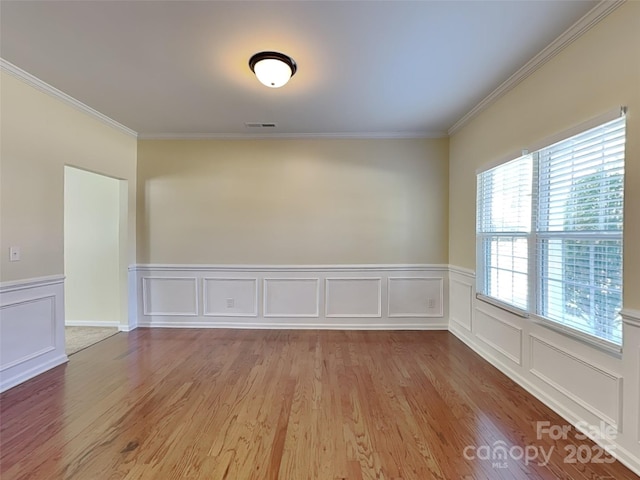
[0,0,599,138]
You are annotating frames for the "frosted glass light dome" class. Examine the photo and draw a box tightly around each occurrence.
[249,52,297,89]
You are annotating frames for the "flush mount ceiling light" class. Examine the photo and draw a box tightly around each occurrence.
[249,51,297,88]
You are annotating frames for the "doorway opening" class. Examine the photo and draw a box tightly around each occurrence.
[64,166,127,355]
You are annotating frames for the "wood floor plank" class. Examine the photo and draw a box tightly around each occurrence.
[0,329,637,479]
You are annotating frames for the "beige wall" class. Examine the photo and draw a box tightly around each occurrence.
[0,71,137,283]
[138,138,448,265]
[449,1,640,309]
[64,167,122,324]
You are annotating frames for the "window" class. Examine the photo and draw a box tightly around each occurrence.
[477,113,626,346]
[476,154,532,311]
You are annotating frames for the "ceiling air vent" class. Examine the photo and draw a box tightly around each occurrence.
[244,122,277,128]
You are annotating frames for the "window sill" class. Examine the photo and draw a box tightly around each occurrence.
[530,314,622,357]
[475,294,529,318]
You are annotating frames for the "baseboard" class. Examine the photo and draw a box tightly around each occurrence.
[137,320,449,330]
[612,444,640,479]
[118,324,137,332]
[0,354,67,393]
[65,320,120,328]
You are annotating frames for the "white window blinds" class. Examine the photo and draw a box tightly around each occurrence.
[476,112,626,347]
[476,155,532,311]
[537,116,625,345]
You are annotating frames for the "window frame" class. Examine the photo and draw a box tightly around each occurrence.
[475,108,626,353]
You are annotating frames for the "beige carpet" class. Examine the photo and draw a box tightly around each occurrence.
[65,326,119,356]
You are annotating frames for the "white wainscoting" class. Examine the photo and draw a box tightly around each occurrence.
[448,265,640,476]
[142,277,198,316]
[264,278,320,318]
[621,309,640,451]
[475,307,523,366]
[388,277,442,317]
[0,276,67,392]
[203,278,258,317]
[326,277,381,318]
[130,264,448,329]
[529,334,622,428]
[448,267,475,337]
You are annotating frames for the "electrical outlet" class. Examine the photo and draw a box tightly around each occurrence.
[226,298,235,308]
[9,246,20,262]
[427,298,435,309]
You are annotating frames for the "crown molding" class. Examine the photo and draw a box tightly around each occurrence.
[137,131,448,140]
[448,0,626,136]
[0,58,138,138]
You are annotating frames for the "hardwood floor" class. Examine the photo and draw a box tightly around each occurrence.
[0,329,636,479]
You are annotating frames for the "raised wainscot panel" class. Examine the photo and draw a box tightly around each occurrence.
[475,307,523,365]
[449,278,473,330]
[530,335,622,428]
[0,296,56,369]
[203,278,258,317]
[388,277,443,317]
[325,278,381,318]
[142,277,198,316]
[264,278,319,317]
